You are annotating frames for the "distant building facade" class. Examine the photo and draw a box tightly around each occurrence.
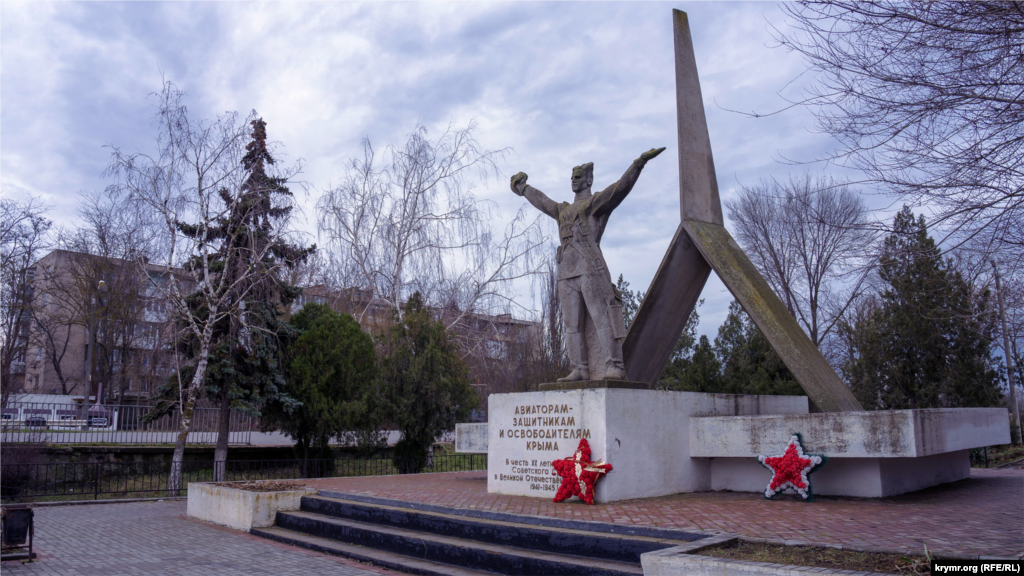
[14,252,540,415]
[15,250,184,402]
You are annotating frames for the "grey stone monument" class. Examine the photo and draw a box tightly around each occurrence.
[618,9,863,413]
[480,9,1007,504]
[511,148,664,382]
[511,9,862,412]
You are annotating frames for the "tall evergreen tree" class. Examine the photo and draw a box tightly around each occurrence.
[158,118,315,478]
[842,207,1002,410]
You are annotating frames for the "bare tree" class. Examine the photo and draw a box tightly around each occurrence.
[28,192,157,402]
[726,173,875,354]
[105,82,293,492]
[774,1,1024,266]
[316,122,547,346]
[0,196,51,404]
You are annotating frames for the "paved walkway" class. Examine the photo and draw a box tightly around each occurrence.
[0,500,396,576]
[301,468,1024,558]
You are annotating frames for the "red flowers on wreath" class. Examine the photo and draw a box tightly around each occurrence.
[758,433,827,501]
[551,438,612,505]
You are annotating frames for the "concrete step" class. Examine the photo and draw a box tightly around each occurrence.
[253,525,496,576]
[299,494,687,563]
[269,509,645,576]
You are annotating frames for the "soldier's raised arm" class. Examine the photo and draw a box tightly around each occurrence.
[592,147,666,217]
[511,171,560,219]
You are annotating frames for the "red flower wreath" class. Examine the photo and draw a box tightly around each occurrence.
[758,433,826,501]
[551,438,612,505]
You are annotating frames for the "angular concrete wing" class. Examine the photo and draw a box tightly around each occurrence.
[623,9,863,413]
[681,221,863,413]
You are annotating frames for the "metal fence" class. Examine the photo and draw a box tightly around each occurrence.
[0,402,254,445]
[0,454,487,503]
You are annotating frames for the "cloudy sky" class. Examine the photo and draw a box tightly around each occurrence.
[1,1,870,336]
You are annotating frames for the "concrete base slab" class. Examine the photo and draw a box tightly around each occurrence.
[537,380,649,391]
[690,408,1008,497]
[708,450,971,498]
[487,389,807,502]
[187,482,317,531]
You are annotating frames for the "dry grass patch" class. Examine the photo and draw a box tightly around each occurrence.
[700,541,930,575]
[213,480,307,492]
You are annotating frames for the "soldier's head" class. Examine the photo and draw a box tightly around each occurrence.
[571,163,594,194]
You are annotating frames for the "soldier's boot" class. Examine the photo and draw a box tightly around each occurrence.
[558,331,590,382]
[601,332,627,380]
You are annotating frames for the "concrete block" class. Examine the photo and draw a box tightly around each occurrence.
[455,423,488,453]
[708,448,972,497]
[186,482,316,531]
[690,408,1009,458]
[488,389,806,502]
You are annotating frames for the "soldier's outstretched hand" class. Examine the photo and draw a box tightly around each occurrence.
[639,147,666,162]
[511,171,528,196]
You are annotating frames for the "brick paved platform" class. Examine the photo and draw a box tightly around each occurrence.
[301,468,1024,558]
[0,500,395,576]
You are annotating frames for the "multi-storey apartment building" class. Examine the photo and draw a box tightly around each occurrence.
[17,249,183,402]
[15,252,540,415]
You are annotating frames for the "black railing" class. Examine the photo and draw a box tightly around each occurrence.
[0,454,487,503]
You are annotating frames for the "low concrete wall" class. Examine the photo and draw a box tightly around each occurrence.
[690,408,1010,458]
[186,482,316,531]
[707,450,970,498]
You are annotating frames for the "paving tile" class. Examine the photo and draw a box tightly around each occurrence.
[0,501,395,576]
[300,467,1024,557]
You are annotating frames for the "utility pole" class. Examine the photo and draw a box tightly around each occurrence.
[993,261,1021,444]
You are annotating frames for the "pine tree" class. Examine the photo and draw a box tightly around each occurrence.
[661,300,800,397]
[842,207,1002,410]
[161,118,315,478]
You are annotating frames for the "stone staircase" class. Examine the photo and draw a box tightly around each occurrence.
[251,491,710,576]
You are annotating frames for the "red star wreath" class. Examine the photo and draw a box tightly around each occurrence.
[758,433,827,501]
[551,438,612,505]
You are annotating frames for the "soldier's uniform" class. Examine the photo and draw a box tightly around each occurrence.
[519,157,649,380]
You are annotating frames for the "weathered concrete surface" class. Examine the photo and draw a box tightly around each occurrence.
[621,9,861,412]
[537,379,648,391]
[455,422,488,453]
[690,408,1010,458]
[672,9,723,226]
[708,450,971,498]
[488,389,807,502]
[622,8,720,387]
[623,224,712,387]
[682,220,863,413]
[186,482,316,531]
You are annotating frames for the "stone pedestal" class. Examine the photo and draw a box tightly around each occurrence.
[536,379,648,391]
[487,388,807,503]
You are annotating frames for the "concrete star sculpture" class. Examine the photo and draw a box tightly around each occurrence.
[552,438,612,505]
[758,434,826,501]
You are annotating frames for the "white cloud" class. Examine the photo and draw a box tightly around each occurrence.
[1,1,866,338]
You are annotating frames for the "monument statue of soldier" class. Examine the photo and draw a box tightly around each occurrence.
[511,147,665,381]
